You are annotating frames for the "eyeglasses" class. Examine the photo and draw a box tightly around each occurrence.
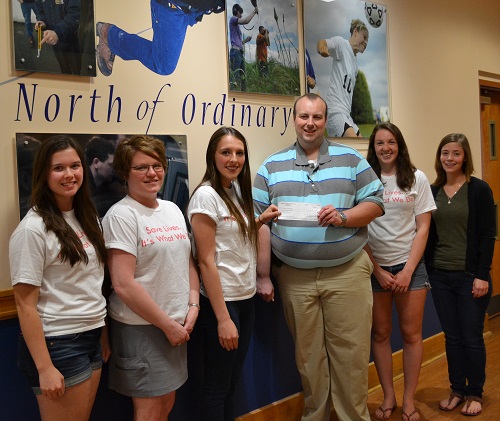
[131,164,164,173]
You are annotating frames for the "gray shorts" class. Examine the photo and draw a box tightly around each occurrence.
[108,319,187,398]
[371,260,430,292]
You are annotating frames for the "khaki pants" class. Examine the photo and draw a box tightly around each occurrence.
[274,250,373,421]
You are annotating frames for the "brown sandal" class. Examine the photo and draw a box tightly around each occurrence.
[461,396,483,416]
[439,392,465,411]
[374,404,396,420]
[402,409,419,421]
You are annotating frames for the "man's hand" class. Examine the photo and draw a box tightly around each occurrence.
[307,75,316,89]
[41,30,59,46]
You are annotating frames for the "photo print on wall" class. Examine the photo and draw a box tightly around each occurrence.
[12,0,97,76]
[304,0,390,138]
[226,0,300,95]
[94,0,225,77]
[15,133,189,220]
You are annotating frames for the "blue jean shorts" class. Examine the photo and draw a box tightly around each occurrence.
[18,327,103,395]
[371,260,430,292]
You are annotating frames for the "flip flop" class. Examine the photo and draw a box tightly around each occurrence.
[374,404,396,420]
[402,409,419,421]
[461,396,483,416]
[439,392,465,411]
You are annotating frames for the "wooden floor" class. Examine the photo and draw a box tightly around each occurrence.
[359,315,500,421]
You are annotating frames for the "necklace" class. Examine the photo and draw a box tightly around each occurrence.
[445,177,466,204]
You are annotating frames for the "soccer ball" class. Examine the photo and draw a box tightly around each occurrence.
[364,2,385,28]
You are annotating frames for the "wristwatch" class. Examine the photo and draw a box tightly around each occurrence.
[338,211,347,227]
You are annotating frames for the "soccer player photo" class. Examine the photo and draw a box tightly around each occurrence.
[305,0,390,138]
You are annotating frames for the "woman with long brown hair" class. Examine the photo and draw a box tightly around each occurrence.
[365,123,435,421]
[10,135,108,421]
[187,127,279,421]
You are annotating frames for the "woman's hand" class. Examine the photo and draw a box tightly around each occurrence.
[472,278,489,298]
[256,275,274,302]
[184,305,199,335]
[100,324,111,363]
[373,267,395,291]
[164,321,190,347]
[392,268,412,294]
[257,204,280,225]
[39,365,65,399]
[217,318,239,351]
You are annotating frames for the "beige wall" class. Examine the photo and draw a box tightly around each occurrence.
[1,0,500,291]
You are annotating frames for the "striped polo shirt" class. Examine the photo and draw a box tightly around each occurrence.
[253,139,384,269]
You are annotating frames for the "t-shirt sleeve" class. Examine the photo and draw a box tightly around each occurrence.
[187,187,219,224]
[354,155,384,209]
[102,211,139,257]
[9,225,45,287]
[414,170,437,216]
[325,36,342,60]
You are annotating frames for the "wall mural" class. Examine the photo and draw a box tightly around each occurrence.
[304,0,390,138]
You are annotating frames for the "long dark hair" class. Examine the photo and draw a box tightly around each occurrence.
[433,133,474,187]
[192,127,258,252]
[367,122,416,191]
[30,135,106,266]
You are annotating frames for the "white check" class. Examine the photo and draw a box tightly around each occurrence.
[278,202,321,221]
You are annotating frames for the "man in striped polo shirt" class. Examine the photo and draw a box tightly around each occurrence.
[253,93,384,421]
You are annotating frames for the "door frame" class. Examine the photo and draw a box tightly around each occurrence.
[479,78,500,317]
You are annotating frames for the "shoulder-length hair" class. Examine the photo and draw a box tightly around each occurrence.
[112,135,168,181]
[433,133,474,187]
[192,127,258,253]
[30,135,106,266]
[367,122,416,191]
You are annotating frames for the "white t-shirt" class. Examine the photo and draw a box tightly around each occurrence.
[368,170,436,266]
[9,209,106,336]
[187,184,256,301]
[102,195,191,325]
[325,36,357,117]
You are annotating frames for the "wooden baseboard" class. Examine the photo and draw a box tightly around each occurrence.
[0,290,16,321]
[237,332,448,421]
[236,392,304,421]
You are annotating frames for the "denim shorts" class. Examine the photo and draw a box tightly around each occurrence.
[18,327,103,395]
[371,260,430,292]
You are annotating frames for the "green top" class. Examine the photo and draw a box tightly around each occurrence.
[432,183,468,270]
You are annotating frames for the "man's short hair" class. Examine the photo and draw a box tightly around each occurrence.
[85,137,115,165]
[293,93,328,119]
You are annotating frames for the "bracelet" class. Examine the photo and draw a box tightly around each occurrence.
[188,303,200,310]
